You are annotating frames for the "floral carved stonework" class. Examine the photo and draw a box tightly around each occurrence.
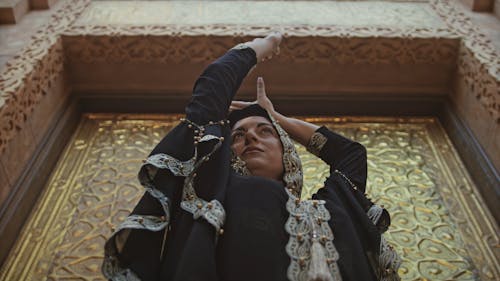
[431,0,500,121]
[62,27,460,65]
[0,0,91,153]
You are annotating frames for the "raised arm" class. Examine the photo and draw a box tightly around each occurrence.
[307,126,367,191]
[102,34,283,281]
[231,78,367,190]
[186,33,282,124]
[230,77,319,145]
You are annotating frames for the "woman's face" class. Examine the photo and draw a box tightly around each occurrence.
[231,116,284,182]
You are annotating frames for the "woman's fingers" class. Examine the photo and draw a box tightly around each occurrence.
[257,77,266,99]
[255,77,275,112]
[230,100,256,112]
[231,100,254,107]
[229,77,269,113]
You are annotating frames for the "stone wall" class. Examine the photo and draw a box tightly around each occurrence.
[495,0,500,19]
[432,0,499,171]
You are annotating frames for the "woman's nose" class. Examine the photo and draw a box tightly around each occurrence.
[244,130,259,144]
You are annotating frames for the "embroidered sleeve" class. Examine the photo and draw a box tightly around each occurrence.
[306,131,328,157]
[103,118,229,280]
[310,126,368,192]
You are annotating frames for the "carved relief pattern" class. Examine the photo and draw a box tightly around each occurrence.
[0,116,497,281]
[62,25,459,66]
[431,0,500,120]
[0,0,91,153]
[0,39,64,147]
[456,44,500,122]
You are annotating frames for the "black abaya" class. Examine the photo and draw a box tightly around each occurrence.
[104,47,390,281]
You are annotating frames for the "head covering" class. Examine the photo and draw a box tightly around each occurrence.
[228,104,271,128]
[228,104,304,198]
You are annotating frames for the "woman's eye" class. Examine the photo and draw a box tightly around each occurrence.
[232,133,244,141]
[261,128,273,134]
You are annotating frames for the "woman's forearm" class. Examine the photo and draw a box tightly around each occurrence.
[186,49,256,123]
[269,111,319,147]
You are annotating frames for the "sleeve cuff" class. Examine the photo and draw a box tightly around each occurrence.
[306,126,328,156]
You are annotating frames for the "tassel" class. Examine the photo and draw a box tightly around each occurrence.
[378,237,401,281]
[367,205,383,225]
[307,240,334,281]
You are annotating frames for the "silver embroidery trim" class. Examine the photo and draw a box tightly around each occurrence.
[306,131,328,157]
[113,214,169,233]
[181,197,225,233]
[367,205,384,225]
[230,153,251,176]
[103,118,230,280]
[144,152,196,177]
[267,113,303,198]
[240,111,339,281]
[378,236,402,281]
[285,189,342,281]
[199,134,221,142]
[102,259,142,281]
[178,119,227,234]
[103,211,170,281]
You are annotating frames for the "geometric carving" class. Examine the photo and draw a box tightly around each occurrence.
[62,32,459,65]
[0,115,497,281]
[431,0,500,120]
[456,44,500,122]
[0,0,90,153]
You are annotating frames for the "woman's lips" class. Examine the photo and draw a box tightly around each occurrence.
[243,147,263,156]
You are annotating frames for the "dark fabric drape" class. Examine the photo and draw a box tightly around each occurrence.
[110,48,380,281]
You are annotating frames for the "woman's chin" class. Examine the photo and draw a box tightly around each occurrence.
[244,159,283,181]
[244,157,265,170]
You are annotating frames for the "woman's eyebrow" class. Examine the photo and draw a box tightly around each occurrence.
[256,123,273,128]
[232,122,273,132]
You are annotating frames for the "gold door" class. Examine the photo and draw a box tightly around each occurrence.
[0,114,498,281]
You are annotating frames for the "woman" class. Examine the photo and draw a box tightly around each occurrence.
[102,32,400,281]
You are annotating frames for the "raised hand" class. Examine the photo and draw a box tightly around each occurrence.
[241,32,282,62]
[230,77,275,113]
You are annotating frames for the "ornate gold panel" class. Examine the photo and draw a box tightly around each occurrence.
[0,115,498,281]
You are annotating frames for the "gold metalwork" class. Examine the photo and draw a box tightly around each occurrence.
[0,114,498,281]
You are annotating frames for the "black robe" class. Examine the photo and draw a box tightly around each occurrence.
[110,47,383,281]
